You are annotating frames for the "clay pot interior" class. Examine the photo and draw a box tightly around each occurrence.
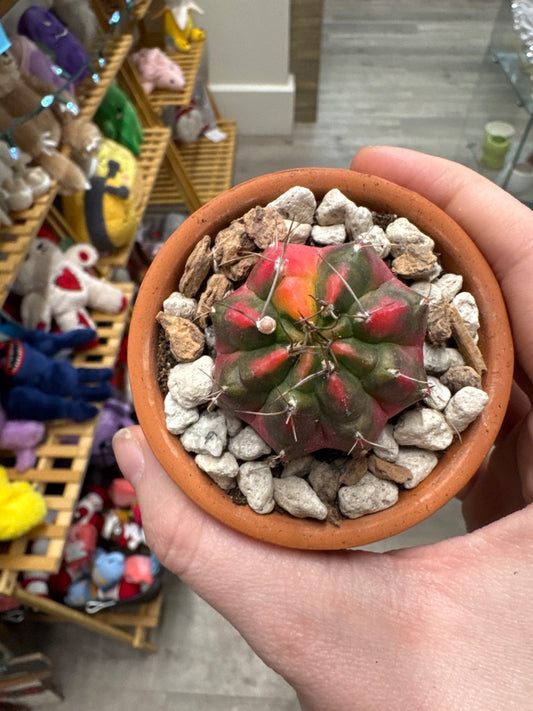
[128,168,514,550]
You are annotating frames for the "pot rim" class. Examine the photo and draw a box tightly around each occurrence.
[128,167,514,550]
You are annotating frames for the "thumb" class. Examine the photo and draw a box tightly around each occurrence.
[111,425,313,612]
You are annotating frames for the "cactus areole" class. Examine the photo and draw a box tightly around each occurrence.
[212,241,429,460]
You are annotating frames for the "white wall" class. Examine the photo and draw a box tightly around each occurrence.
[197,0,294,135]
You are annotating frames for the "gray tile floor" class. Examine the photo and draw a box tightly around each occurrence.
[11,0,508,708]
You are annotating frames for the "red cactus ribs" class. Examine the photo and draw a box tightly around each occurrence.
[212,241,428,460]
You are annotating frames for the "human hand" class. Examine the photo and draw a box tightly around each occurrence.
[113,148,533,710]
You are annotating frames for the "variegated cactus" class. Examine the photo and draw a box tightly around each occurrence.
[212,240,428,460]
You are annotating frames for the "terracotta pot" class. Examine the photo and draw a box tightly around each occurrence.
[128,168,514,550]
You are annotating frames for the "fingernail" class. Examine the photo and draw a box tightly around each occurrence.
[112,428,145,487]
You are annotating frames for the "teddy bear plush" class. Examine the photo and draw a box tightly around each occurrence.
[0,49,101,195]
[9,232,128,337]
[0,139,51,222]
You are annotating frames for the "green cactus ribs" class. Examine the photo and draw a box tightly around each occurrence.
[212,240,428,460]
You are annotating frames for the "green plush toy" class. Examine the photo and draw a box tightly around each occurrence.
[0,466,47,541]
[93,84,144,156]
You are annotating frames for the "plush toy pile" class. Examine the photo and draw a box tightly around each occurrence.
[22,474,162,611]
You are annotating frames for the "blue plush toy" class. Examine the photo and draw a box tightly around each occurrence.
[0,328,113,422]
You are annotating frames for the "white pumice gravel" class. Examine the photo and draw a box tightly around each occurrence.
[195,451,239,491]
[237,461,275,514]
[167,355,215,408]
[338,473,399,519]
[164,391,199,435]
[273,476,329,520]
[158,186,489,524]
[228,425,272,460]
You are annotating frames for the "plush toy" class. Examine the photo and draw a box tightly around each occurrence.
[61,138,142,253]
[163,1,206,52]
[0,139,51,222]
[130,47,186,94]
[17,6,90,83]
[0,466,47,540]
[51,0,100,53]
[10,34,74,93]
[0,50,101,196]
[91,399,136,469]
[93,84,144,156]
[0,336,113,422]
[10,233,128,337]
[0,403,45,472]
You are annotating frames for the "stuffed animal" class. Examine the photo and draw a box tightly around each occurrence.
[17,6,90,83]
[10,233,128,337]
[163,1,205,52]
[51,0,100,53]
[91,398,136,469]
[0,139,51,221]
[0,466,47,540]
[61,138,142,253]
[10,34,74,93]
[0,50,101,196]
[130,47,186,94]
[93,84,144,156]
[0,336,114,422]
[0,403,45,472]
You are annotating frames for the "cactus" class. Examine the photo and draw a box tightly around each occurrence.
[212,241,428,460]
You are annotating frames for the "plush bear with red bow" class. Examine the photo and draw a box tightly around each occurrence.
[9,232,127,341]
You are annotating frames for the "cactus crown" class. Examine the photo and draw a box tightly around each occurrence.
[212,239,428,460]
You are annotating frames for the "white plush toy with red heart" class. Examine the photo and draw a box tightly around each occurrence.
[10,234,127,338]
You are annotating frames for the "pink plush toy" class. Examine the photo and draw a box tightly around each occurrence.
[0,403,45,472]
[130,47,186,94]
[10,234,128,340]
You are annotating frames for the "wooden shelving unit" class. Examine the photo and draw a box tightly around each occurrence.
[0,0,235,653]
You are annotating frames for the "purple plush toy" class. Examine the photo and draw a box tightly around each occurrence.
[0,404,45,472]
[17,6,90,84]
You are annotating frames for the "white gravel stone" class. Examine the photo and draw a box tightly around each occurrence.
[180,410,227,457]
[395,448,439,489]
[452,292,480,338]
[311,223,346,245]
[237,461,275,514]
[223,409,244,437]
[444,386,489,433]
[357,225,391,258]
[268,186,317,224]
[435,273,463,302]
[315,188,373,237]
[281,455,315,478]
[195,451,239,491]
[423,344,464,374]
[284,220,312,244]
[394,408,454,451]
[371,424,399,462]
[338,473,398,519]
[424,375,452,411]
[162,291,197,319]
[167,355,215,408]
[273,476,328,520]
[164,391,199,435]
[410,280,443,303]
[386,217,435,256]
[228,425,271,460]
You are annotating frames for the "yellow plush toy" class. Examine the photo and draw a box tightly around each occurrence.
[0,466,47,541]
[163,1,206,52]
